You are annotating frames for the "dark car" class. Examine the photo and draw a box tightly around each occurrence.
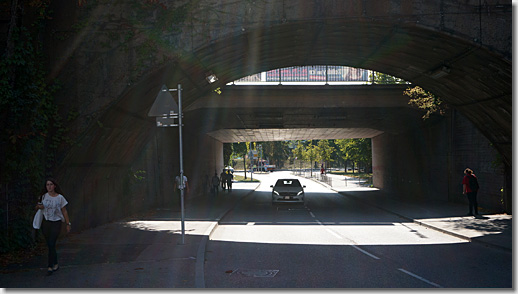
[270,179,306,204]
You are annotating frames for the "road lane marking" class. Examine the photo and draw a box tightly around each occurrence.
[398,268,443,288]
[309,209,379,259]
[325,228,343,239]
[351,245,380,260]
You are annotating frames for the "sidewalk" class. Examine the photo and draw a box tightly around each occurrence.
[309,173,512,252]
[0,182,259,288]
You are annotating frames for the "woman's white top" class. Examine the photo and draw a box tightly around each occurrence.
[41,193,68,222]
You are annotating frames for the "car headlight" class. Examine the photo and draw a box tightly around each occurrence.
[273,191,280,195]
[297,191,304,196]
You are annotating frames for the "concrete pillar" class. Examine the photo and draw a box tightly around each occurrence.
[371,135,385,190]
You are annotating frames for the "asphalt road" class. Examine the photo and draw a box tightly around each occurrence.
[204,171,512,288]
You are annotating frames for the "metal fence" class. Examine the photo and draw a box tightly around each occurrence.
[232,65,371,84]
[291,169,372,189]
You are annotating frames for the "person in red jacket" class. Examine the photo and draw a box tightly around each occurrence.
[462,168,479,216]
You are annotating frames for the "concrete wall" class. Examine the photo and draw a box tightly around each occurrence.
[449,110,506,212]
[183,110,225,197]
[372,111,505,212]
[372,115,450,202]
[60,127,163,230]
[59,117,224,231]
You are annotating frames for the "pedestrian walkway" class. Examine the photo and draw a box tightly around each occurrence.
[307,172,512,252]
[0,182,259,288]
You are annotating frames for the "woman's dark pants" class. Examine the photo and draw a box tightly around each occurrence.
[467,191,478,215]
[41,220,62,268]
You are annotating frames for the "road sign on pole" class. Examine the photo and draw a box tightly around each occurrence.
[148,84,186,245]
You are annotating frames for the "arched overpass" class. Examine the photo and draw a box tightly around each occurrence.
[189,84,431,142]
[37,1,510,228]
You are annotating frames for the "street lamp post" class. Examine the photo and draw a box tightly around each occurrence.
[148,84,186,245]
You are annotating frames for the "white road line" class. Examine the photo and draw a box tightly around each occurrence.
[325,228,343,239]
[309,212,316,218]
[351,245,380,260]
[309,210,379,259]
[398,268,443,288]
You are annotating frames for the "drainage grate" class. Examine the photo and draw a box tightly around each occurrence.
[232,269,279,278]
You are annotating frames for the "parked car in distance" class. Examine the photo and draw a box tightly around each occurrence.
[270,179,306,204]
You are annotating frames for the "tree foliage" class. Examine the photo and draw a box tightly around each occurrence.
[232,142,249,178]
[260,141,289,168]
[335,139,372,172]
[223,143,233,167]
[316,139,335,168]
[405,86,448,120]
[370,72,408,84]
[0,4,75,252]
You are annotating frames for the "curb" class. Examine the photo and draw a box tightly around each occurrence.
[194,184,260,288]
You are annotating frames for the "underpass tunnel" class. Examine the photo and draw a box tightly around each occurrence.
[53,9,510,231]
[179,77,504,214]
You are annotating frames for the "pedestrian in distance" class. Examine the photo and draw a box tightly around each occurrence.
[35,178,72,276]
[174,173,190,204]
[462,168,480,216]
[226,170,233,191]
[220,169,227,190]
[211,172,220,196]
[203,173,209,193]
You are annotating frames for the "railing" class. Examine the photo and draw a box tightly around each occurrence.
[292,169,373,189]
[229,65,372,85]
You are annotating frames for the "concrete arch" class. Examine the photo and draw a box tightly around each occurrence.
[52,1,511,229]
[172,20,511,164]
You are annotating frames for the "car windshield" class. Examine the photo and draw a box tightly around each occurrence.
[275,179,301,187]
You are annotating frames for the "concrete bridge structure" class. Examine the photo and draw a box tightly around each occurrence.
[33,1,510,230]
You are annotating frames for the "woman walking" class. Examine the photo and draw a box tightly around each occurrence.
[35,178,71,276]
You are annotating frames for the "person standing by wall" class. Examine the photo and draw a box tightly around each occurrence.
[35,178,71,276]
[462,168,480,216]
[174,173,190,205]
[211,172,220,196]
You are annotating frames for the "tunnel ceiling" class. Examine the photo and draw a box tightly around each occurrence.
[206,128,384,143]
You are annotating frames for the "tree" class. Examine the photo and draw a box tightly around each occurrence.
[405,86,448,120]
[293,141,305,171]
[223,143,233,167]
[260,141,289,168]
[232,142,248,178]
[336,139,372,173]
[304,142,318,177]
[316,139,335,172]
[370,72,408,84]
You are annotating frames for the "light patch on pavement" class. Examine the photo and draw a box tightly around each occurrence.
[210,223,468,246]
[415,215,511,239]
[125,220,217,236]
